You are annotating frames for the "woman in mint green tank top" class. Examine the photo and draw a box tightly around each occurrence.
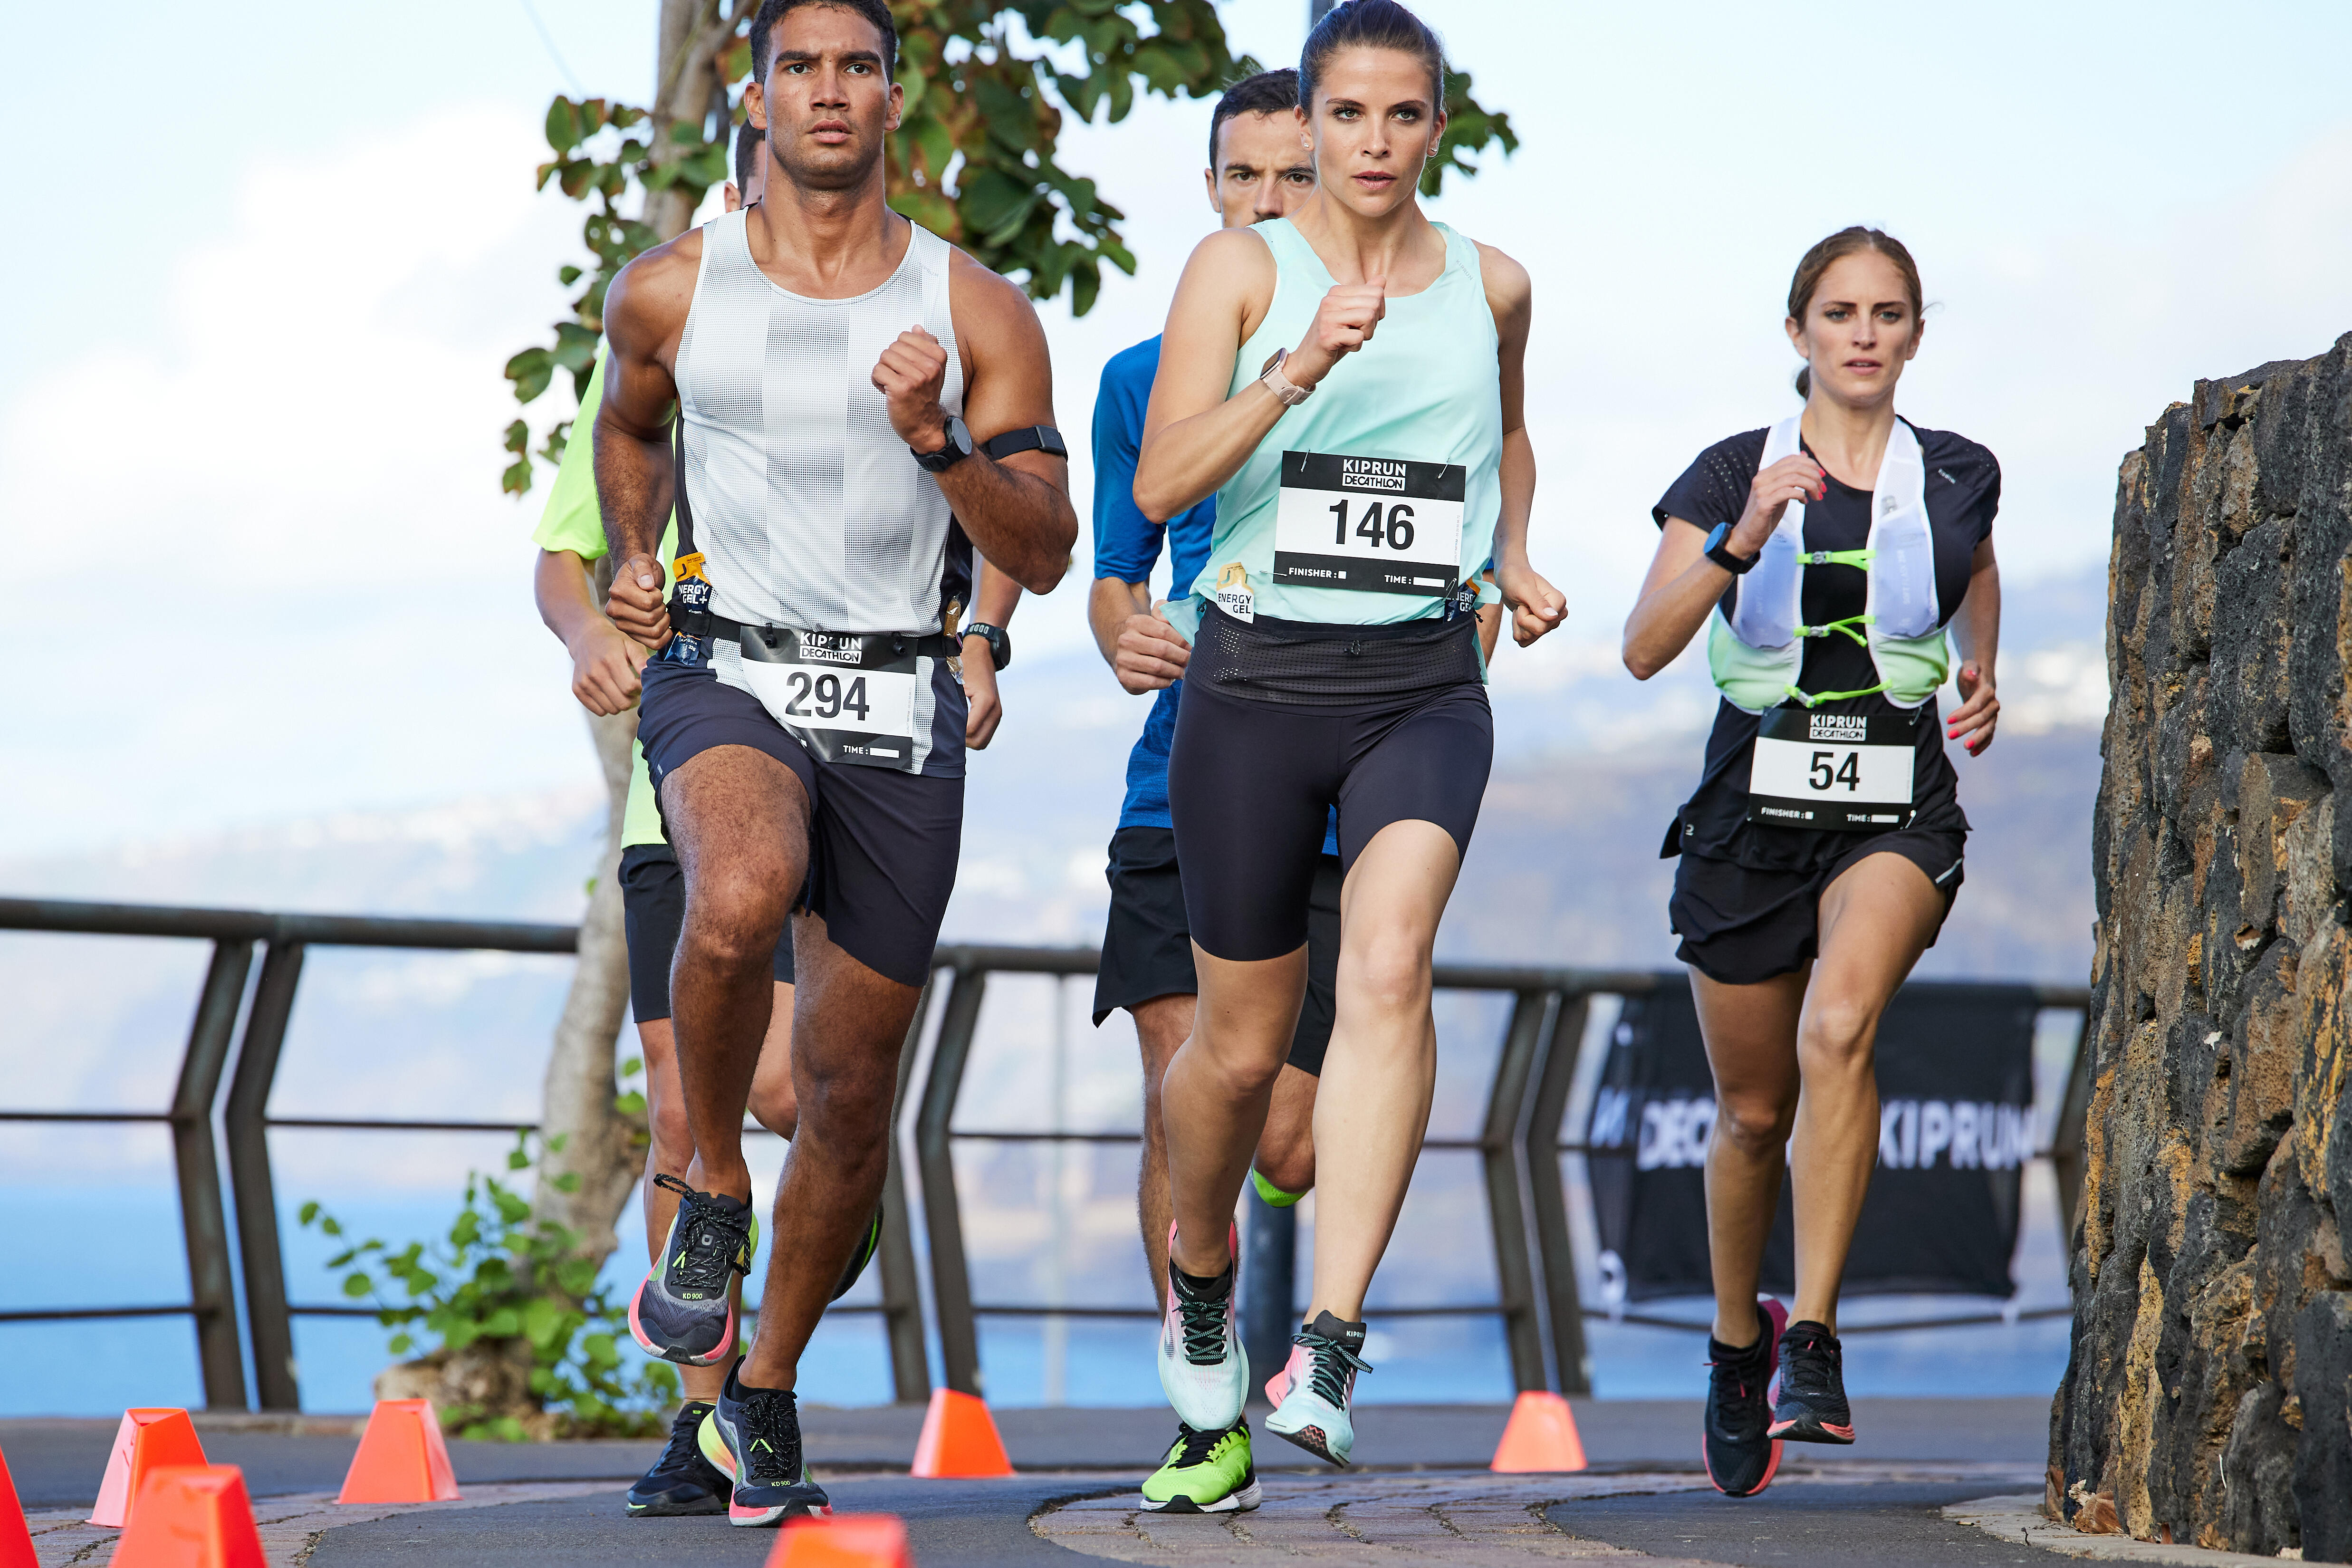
[1123,0,1567,1488]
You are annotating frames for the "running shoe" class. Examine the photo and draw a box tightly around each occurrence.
[1702,1297,1788,1497]
[629,1174,757,1367]
[1265,1310,1370,1467]
[1156,1222,1248,1431]
[625,1400,730,1516]
[1769,1319,1855,1443]
[830,1204,883,1302]
[698,1361,831,1527]
[1140,1420,1261,1514]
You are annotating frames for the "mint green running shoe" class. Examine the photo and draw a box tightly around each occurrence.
[1141,1421,1260,1514]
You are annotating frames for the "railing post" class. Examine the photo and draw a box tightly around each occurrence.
[2052,1003,2095,1258]
[173,938,255,1410]
[914,967,988,1395]
[1524,991,1594,1394]
[1481,989,1551,1393]
[225,938,305,1410]
[1240,1183,1297,1399]
[876,975,935,1402]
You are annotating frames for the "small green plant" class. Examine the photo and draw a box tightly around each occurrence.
[300,1133,678,1440]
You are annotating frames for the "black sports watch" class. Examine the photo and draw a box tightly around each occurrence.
[962,622,1011,671]
[1703,522,1757,576]
[913,414,974,473]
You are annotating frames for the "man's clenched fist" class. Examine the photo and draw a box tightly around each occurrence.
[606,552,671,648]
[873,326,951,450]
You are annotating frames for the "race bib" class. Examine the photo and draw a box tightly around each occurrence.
[1746,709,1917,831]
[1272,452,1465,597]
[737,627,924,772]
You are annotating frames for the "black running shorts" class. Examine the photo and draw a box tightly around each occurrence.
[636,660,961,989]
[617,844,793,1023]
[1669,828,1966,987]
[1092,825,1341,1075]
[1167,609,1493,963]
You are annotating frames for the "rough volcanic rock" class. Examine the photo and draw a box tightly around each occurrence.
[2056,336,2352,1557]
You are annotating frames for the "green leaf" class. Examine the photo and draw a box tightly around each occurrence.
[557,264,583,287]
[552,1172,581,1193]
[342,1272,373,1299]
[504,347,554,405]
[545,96,579,155]
[522,1295,566,1349]
[298,1201,320,1224]
[546,1133,569,1154]
[494,1190,531,1225]
[388,1333,413,1355]
[450,1210,481,1248]
[481,1307,522,1338]
[614,1090,647,1117]
[618,1057,642,1077]
[507,1148,530,1171]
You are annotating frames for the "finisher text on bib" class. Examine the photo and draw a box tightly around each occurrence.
[737,627,923,772]
[1272,452,1465,597]
[1746,709,1917,832]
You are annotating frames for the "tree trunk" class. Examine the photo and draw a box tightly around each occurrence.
[533,612,644,1271]
[644,0,758,241]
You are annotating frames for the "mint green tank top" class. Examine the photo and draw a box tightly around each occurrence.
[1173,216,1502,630]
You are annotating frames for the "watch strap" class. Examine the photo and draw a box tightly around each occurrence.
[1260,348,1311,407]
[1705,523,1757,576]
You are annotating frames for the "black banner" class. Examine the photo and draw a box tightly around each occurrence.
[1585,978,2036,1301]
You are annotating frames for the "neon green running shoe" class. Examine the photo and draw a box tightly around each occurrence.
[1141,1420,1260,1514]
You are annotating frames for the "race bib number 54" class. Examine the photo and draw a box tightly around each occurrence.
[1746,709,1917,831]
[737,628,924,772]
[1273,452,1465,597]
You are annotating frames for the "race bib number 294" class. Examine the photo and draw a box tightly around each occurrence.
[1272,451,1465,597]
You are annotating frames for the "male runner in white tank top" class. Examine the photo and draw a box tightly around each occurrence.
[595,0,1075,1528]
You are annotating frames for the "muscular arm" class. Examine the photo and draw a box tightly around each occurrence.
[900,258,1075,595]
[1133,229,1289,522]
[535,548,648,715]
[594,233,701,645]
[1479,246,1564,646]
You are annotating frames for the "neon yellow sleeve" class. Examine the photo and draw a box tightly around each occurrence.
[530,350,611,558]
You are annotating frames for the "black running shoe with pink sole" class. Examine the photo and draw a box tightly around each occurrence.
[1769,1318,1855,1444]
[1702,1298,1787,1497]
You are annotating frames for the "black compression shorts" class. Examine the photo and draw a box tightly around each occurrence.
[1669,827,1966,987]
[636,660,962,989]
[1166,608,1492,963]
[1092,825,1341,1074]
[618,844,793,1023]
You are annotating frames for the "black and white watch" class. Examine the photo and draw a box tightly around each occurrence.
[913,414,974,473]
[961,622,1011,671]
[1703,522,1757,575]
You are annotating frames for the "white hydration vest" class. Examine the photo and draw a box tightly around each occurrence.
[1707,414,1948,713]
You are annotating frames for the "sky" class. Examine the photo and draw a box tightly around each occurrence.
[5,0,2352,856]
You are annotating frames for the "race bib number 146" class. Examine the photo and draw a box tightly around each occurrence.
[1272,451,1465,597]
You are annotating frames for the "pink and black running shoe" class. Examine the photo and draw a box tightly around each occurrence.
[1702,1297,1788,1497]
[1768,1318,1856,1444]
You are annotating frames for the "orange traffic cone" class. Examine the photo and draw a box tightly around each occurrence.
[336,1399,461,1503]
[1489,1390,1587,1473]
[1,1440,36,1568]
[908,1388,1013,1478]
[109,1465,265,1568]
[89,1408,209,1528]
[766,1513,913,1567]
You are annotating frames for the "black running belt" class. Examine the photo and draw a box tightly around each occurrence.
[1192,605,1482,707]
[710,613,958,660]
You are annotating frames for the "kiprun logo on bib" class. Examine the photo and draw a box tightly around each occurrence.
[793,632,865,666]
[1339,457,1408,492]
[1808,712,1870,743]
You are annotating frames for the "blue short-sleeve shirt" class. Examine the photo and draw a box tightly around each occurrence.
[1094,335,1335,855]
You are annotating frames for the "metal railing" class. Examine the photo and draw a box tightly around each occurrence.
[1,895,2090,1411]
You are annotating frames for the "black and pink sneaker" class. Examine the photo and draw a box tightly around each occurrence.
[1702,1298,1787,1498]
[1768,1319,1855,1444]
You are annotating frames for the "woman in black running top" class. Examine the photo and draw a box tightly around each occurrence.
[1622,228,2001,1498]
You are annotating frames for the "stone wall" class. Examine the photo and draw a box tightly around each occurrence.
[2053,336,2352,1558]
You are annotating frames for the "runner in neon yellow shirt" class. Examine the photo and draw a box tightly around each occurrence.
[528,122,1020,1515]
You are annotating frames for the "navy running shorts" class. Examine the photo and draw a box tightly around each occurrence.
[1669,828,1966,987]
[617,844,793,1023]
[1092,825,1341,1074]
[636,660,962,989]
[1166,611,1492,963]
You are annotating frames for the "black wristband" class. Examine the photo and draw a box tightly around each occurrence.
[1704,522,1757,576]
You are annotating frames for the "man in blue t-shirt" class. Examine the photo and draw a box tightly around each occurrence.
[1088,69,1327,1316]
